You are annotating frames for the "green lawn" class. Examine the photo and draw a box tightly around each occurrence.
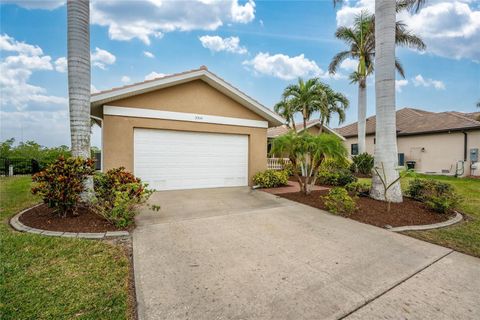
[0,176,131,320]
[359,175,480,257]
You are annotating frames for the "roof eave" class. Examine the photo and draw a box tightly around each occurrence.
[339,125,480,139]
[90,69,285,127]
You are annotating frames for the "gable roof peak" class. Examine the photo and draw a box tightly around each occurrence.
[90,67,284,127]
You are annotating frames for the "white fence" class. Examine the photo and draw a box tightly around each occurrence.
[267,158,291,170]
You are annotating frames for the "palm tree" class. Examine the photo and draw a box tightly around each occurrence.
[274,99,297,132]
[283,78,325,130]
[329,10,425,155]
[271,132,347,195]
[316,82,349,132]
[369,0,426,203]
[67,0,93,194]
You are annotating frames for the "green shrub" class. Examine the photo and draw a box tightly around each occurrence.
[317,169,357,186]
[323,187,356,215]
[345,181,370,196]
[93,167,153,227]
[406,178,461,213]
[282,162,297,176]
[253,169,289,188]
[426,196,460,214]
[31,156,95,216]
[350,153,374,175]
[320,157,350,172]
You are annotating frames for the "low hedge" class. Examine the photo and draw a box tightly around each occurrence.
[253,169,289,188]
[406,178,461,213]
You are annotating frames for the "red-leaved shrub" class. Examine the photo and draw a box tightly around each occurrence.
[31,156,95,216]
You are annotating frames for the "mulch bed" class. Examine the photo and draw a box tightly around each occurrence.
[19,203,127,233]
[278,190,454,228]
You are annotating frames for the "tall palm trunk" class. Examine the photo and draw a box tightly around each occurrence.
[357,78,367,154]
[370,0,402,202]
[68,0,93,195]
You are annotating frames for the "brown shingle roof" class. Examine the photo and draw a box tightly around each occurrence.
[267,119,320,138]
[267,119,346,140]
[335,108,480,138]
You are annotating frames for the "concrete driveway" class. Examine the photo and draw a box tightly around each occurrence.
[133,187,480,320]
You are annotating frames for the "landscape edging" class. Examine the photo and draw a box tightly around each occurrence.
[388,211,463,232]
[9,204,130,239]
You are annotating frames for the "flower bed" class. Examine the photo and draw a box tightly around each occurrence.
[18,203,127,233]
[278,189,454,228]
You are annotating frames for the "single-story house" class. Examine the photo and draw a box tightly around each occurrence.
[90,66,284,190]
[335,108,480,176]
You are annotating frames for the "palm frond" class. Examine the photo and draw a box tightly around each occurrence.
[328,51,352,74]
[397,0,427,13]
[334,26,357,45]
[395,58,406,79]
[395,23,426,50]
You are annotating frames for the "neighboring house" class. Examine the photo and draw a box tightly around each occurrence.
[90,66,284,191]
[267,119,346,153]
[335,108,480,176]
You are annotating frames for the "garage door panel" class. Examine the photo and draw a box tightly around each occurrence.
[134,129,248,190]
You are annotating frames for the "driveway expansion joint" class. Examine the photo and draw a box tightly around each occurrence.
[338,250,455,319]
[9,205,130,239]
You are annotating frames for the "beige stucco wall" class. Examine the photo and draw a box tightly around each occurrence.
[343,130,480,176]
[101,80,268,185]
[111,80,264,121]
[306,126,321,135]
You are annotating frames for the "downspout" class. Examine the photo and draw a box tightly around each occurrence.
[455,131,467,177]
[90,115,103,172]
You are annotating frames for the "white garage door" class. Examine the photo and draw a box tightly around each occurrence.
[134,128,249,191]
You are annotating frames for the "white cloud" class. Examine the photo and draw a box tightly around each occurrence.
[91,0,256,45]
[336,1,480,61]
[243,52,328,80]
[91,84,99,94]
[231,0,255,23]
[401,1,480,61]
[2,0,64,10]
[121,75,131,84]
[199,35,247,54]
[54,56,67,73]
[144,71,167,81]
[0,110,70,147]
[395,79,409,92]
[91,47,116,70]
[0,34,66,112]
[412,74,446,90]
[143,51,155,58]
[0,34,44,56]
[336,0,374,28]
[339,57,358,72]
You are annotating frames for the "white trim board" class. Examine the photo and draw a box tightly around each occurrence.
[103,105,269,128]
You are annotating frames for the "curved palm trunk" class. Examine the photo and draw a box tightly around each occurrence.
[291,117,297,132]
[370,0,402,203]
[302,105,308,130]
[68,0,93,196]
[357,78,367,154]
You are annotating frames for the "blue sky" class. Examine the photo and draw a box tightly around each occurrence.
[1,0,479,147]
